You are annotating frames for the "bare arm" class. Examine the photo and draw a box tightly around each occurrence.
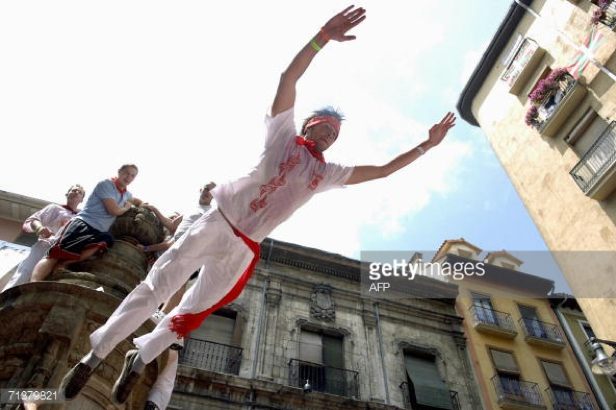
[129,197,143,207]
[102,198,132,216]
[143,203,183,233]
[346,112,456,185]
[138,237,175,253]
[271,6,366,117]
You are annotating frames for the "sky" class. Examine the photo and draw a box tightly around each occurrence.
[0,1,570,290]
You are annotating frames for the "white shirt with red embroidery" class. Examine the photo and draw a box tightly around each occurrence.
[213,107,353,242]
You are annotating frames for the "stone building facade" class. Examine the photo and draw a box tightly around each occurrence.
[0,192,481,409]
[170,239,482,410]
[457,0,616,342]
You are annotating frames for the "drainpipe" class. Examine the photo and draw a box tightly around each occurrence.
[513,0,616,82]
[374,302,391,404]
[554,295,611,410]
[249,239,274,408]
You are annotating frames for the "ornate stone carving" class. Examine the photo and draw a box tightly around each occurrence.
[310,284,335,322]
[0,206,168,409]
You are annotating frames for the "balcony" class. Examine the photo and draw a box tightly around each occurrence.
[592,0,616,29]
[518,318,566,349]
[492,375,546,409]
[537,80,587,138]
[399,382,460,410]
[469,306,518,339]
[570,121,616,200]
[179,338,242,375]
[546,387,595,410]
[288,358,358,398]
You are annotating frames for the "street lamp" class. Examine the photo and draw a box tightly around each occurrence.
[303,379,312,393]
[587,337,616,376]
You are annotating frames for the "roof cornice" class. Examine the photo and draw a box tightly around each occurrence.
[456,0,534,126]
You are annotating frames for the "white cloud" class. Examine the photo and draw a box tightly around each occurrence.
[459,41,490,86]
[0,1,486,257]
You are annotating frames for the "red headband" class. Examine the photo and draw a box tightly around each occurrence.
[305,115,341,136]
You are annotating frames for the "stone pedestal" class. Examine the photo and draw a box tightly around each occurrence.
[0,207,166,409]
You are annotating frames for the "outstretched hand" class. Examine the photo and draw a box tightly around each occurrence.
[427,112,456,148]
[322,5,366,42]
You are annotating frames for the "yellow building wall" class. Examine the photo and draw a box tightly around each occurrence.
[470,0,616,341]
[458,278,597,409]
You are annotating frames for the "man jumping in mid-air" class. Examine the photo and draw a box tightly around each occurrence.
[60,5,455,405]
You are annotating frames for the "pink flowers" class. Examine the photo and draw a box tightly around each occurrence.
[529,78,557,103]
[524,67,572,129]
[592,7,605,24]
[525,105,539,127]
[528,68,571,103]
[591,0,612,25]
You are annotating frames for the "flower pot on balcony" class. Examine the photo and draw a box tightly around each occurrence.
[538,81,587,137]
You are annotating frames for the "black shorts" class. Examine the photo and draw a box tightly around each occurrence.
[48,218,114,261]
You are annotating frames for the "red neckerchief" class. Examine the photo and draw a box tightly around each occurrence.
[111,177,127,194]
[62,205,78,214]
[295,137,324,163]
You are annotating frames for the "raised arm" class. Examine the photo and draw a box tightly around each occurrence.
[271,5,366,117]
[346,112,456,185]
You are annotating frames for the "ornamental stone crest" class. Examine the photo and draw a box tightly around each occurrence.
[310,284,335,322]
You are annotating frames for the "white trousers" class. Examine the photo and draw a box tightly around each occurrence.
[89,208,253,363]
[2,240,50,292]
[147,349,178,409]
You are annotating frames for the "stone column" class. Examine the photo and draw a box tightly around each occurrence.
[361,302,386,403]
[260,279,282,380]
[0,207,166,409]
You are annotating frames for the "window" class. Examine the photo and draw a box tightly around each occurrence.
[299,330,345,395]
[489,348,524,398]
[191,309,237,345]
[472,293,498,325]
[540,360,579,406]
[580,321,596,340]
[404,351,453,409]
[566,108,610,156]
[180,309,242,374]
[501,37,544,95]
[519,305,547,338]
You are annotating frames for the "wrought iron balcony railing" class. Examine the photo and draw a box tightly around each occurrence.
[288,358,359,398]
[399,382,460,410]
[469,305,517,333]
[519,317,565,345]
[178,338,242,375]
[492,375,545,407]
[570,121,616,198]
[546,387,595,410]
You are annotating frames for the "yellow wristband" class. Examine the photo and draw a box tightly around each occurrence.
[310,39,321,52]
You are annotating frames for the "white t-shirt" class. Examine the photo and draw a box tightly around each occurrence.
[24,203,77,245]
[214,107,353,242]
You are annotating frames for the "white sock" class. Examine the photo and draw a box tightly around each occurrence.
[81,350,102,368]
[131,353,146,374]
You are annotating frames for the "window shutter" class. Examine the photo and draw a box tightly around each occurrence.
[192,313,235,345]
[300,331,322,364]
[405,353,453,409]
[490,350,519,373]
[542,361,570,387]
[322,335,343,368]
